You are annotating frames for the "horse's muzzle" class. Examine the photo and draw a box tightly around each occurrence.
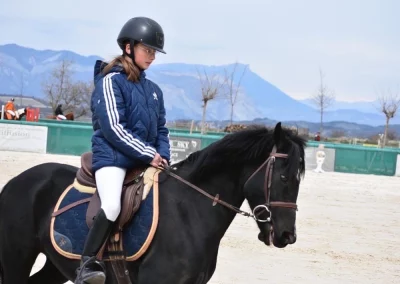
[282,231,296,245]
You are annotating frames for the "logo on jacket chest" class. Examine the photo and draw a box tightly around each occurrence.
[153,92,158,100]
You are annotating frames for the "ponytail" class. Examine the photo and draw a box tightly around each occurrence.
[102,54,140,82]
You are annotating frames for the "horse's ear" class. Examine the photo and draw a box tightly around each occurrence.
[273,122,284,145]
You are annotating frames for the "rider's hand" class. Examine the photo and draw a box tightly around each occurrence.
[150,153,162,168]
[162,159,169,167]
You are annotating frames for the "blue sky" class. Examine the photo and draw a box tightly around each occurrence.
[0,0,398,102]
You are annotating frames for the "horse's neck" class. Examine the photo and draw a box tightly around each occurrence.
[167,169,245,238]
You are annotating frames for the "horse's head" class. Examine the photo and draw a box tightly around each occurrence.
[242,122,306,248]
[179,123,306,248]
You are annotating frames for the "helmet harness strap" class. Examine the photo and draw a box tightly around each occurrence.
[122,39,144,71]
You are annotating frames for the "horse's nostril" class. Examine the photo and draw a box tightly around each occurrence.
[283,231,296,244]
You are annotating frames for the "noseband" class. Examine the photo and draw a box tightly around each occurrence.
[243,146,298,223]
[158,145,298,222]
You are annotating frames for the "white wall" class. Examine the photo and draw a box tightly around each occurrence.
[305,145,336,172]
[396,154,400,177]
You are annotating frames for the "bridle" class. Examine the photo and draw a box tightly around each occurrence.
[243,145,298,223]
[158,145,298,223]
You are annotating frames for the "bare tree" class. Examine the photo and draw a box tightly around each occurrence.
[376,87,400,147]
[197,68,226,134]
[65,80,94,118]
[310,68,335,135]
[224,62,247,126]
[42,59,74,112]
[41,59,93,118]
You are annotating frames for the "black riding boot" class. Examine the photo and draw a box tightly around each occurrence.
[74,208,114,284]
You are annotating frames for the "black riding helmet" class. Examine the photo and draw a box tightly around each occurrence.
[117,17,166,54]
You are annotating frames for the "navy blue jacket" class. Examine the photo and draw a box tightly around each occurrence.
[90,60,170,173]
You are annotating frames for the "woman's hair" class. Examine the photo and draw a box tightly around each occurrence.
[102,43,140,82]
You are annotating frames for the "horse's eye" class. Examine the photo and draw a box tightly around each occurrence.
[280,175,288,182]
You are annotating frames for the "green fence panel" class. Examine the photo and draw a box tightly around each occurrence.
[334,147,398,176]
[46,124,93,155]
[38,119,92,126]
[2,120,400,176]
[168,128,226,137]
[306,141,340,149]
[43,124,222,156]
[307,141,400,176]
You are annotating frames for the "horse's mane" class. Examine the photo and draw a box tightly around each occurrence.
[175,125,307,181]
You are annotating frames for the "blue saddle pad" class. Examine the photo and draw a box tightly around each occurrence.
[50,183,158,261]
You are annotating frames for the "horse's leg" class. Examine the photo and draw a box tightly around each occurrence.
[0,248,38,284]
[28,258,67,284]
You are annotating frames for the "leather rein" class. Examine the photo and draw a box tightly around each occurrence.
[157,145,297,223]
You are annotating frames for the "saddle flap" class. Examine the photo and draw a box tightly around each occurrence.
[85,177,145,230]
[117,178,144,230]
[123,168,146,186]
[86,191,101,228]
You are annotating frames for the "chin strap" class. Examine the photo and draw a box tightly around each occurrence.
[122,40,143,71]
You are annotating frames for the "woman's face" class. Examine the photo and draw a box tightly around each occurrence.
[126,43,157,70]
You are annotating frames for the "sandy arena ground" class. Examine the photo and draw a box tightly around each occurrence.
[0,150,399,284]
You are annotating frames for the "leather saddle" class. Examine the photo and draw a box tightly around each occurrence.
[75,152,146,230]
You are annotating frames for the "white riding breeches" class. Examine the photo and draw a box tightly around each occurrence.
[95,166,127,222]
[6,110,19,118]
[57,114,67,120]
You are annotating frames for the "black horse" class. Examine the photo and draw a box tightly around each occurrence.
[0,122,306,284]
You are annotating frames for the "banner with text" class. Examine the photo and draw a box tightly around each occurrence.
[0,123,48,153]
[169,136,202,164]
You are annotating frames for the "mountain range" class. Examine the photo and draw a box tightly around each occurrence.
[0,43,399,136]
